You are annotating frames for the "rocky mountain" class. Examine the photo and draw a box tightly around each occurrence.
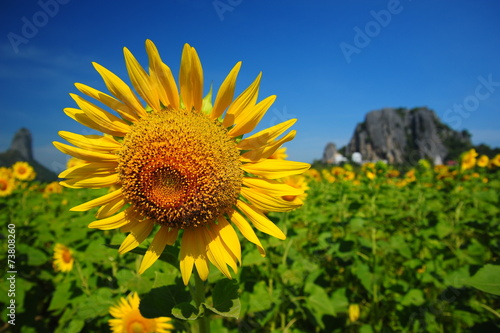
[0,128,57,182]
[343,107,472,164]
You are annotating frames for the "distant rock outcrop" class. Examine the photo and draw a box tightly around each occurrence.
[10,128,33,161]
[344,107,472,164]
[322,142,337,164]
[0,128,57,182]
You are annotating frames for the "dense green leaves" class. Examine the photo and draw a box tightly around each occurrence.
[465,265,500,295]
[0,159,499,332]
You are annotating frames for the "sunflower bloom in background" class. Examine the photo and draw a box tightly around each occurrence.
[491,154,500,167]
[66,156,88,169]
[109,292,173,333]
[280,174,309,205]
[476,155,489,168]
[12,161,36,181]
[348,304,360,322]
[461,148,478,171]
[269,147,288,160]
[54,40,309,285]
[53,243,74,272]
[404,169,416,183]
[0,168,16,197]
[304,168,321,182]
[365,170,376,180]
[43,181,63,197]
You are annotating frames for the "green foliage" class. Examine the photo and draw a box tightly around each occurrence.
[0,161,499,332]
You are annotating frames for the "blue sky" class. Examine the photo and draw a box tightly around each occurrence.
[1,0,500,172]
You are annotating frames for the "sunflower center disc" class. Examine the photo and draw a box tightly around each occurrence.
[118,109,242,229]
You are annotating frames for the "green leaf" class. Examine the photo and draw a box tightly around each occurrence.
[246,281,274,313]
[389,235,412,259]
[331,288,349,313]
[116,269,153,294]
[305,283,336,328]
[65,319,85,333]
[153,271,178,288]
[18,244,48,266]
[203,279,240,318]
[75,288,114,320]
[352,262,372,294]
[139,285,191,318]
[360,324,374,333]
[172,302,202,320]
[348,217,366,233]
[401,289,425,306]
[465,264,500,295]
[444,265,470,288]
[48,280,73,311]
[435,220,454,239]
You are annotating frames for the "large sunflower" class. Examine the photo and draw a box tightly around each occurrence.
[54,40,309,285]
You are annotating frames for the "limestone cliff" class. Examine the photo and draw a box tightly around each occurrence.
[343,107,472,164]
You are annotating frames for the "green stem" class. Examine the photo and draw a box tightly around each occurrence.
[474,301,500,318]
[193,271,210,333]
[74,262,91,296]
[371,227,378,304]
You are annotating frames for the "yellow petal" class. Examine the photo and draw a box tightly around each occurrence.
[58,162,117,179]
[120,219,140,233]
[145,40,180,109]
[228,95,276,138]
[74,83,139,123]
[63,107,126,137]
[96,195,127,218]
[180,44,203,112]
[240,130,296,162]
[228,209,265,256]
[179,229,196,285]
[71,188,123,211]
[118,220,154,254]
[241,159,310,179]
[222,72,261,128]
[242,177,304,197]
[124,47,161,112]
[208,218,239,273]
[236,200,286,240]
[60,173,120,189]
[202,227,232,279]
[210,62,241,120]
[88,209,134,230]
[237,119,297,150]
[58,131,121,153]
[139,226,178,274]
[240,187,301,212]
[193,232,210,282]
[53,142,118,163]
[69,94,131,136]
[215,217,241,264]
[93,62,147,118]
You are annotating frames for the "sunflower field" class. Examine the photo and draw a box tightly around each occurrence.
[1,149,499,333]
